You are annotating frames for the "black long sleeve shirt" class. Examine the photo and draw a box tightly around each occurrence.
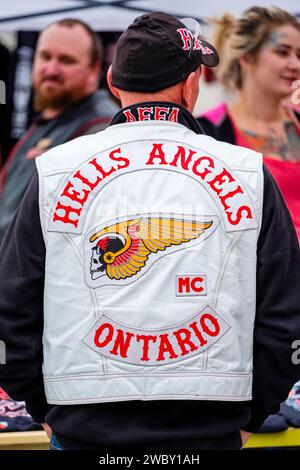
[0,136,299,449]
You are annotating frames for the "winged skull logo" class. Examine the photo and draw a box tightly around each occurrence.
[89,217,213,281]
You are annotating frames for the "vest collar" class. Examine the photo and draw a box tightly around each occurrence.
[110,101,205,135]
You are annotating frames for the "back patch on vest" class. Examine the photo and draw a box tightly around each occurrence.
[85,213,219,288]
[47,141,258,235]
[82,305,230,366]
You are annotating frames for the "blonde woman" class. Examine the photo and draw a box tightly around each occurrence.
[198,6,300,240]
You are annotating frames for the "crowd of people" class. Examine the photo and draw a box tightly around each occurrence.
[0,5,299,451]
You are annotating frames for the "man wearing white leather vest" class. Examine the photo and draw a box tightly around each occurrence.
[0,12,299,451]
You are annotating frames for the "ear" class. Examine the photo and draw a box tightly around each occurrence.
[182,66,202,112]
[239,54,252,71]
[107,65,121,99]
[87,61,101,91]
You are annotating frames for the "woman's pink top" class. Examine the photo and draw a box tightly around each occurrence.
[203,104,300,240]
[234,123,300,241]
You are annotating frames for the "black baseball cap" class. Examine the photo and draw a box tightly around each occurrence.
[111,12,219,93]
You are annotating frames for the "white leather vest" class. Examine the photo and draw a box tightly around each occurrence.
[36,120,263,405]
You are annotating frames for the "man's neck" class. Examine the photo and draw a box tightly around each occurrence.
[119,88,187,111]
[42,108,64,120]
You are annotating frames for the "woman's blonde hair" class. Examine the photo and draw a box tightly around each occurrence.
[212,6,300,91]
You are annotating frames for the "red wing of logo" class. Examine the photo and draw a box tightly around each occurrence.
[89,216,213,282]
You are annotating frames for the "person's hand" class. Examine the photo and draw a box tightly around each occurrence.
[239,430,253,447]
[42,422,53,440]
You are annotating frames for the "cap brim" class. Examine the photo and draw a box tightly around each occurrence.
[197,38,219,67]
